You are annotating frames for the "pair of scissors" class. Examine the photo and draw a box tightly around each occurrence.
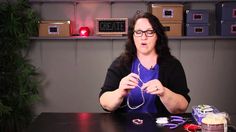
[162,116,187,129]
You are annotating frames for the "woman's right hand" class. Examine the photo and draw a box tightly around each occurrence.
[100,73,139,111]
[117,73,139,97]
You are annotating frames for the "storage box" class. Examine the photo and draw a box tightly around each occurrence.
[192,105,220,125]
[216,20,236,36]
[186,10,209,24]
[39,20,71,37]
[161,21,182,36]
[151,4,183,21]
[186,23,209,36]
[216,2,236,21]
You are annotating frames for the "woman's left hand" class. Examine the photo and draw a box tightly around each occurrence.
[141,79,165,96]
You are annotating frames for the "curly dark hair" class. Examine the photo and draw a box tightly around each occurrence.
[120,12,172,65]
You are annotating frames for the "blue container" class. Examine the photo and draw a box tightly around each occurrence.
[186,10,209,24]
[186,24,209,36]
[216,20,236,36]
[216,2,236,21]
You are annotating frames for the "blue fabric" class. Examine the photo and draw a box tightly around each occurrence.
[126,58,159,113]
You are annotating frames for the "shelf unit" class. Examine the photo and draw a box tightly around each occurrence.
[30,36,236,40]
[29,0,236,40]
[29,0,234,2]
[30,36,127,40]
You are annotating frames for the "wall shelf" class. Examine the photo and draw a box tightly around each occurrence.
[30,36,236,40]
[29,0,144,4]
[30,36,127,40]
[30,0,236,40]
[145,0,232,3]
[168,36,236,40]
[29,0,232,4]
[29,0,232,2]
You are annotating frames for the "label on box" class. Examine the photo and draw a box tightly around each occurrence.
[48,26,59,34]
[163,8,174,18]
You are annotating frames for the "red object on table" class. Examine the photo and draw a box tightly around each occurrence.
[184,124,201,131]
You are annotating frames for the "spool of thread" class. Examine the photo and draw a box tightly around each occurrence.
[201,113,228,132]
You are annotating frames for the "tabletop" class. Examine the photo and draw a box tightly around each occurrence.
[27,112,236,132]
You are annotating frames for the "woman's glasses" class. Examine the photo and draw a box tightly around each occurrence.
[133,30,156,37]
[127,63,145,110]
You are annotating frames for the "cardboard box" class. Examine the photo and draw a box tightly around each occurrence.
[161,21,183,36]
[216,20,236,36]
[39,20,71,37]
[186,10,209,24]
[216,2,236,21]
[186,23,209,36]
[151,4,183,21]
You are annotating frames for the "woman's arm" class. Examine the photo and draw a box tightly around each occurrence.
[100,73,139,112]
[159,87,189,114]
[99,88,125,112]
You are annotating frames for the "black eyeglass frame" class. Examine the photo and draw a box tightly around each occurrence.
[133,30,156,37]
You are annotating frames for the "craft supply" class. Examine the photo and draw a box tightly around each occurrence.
[156,115,187,129]
[156,117,168,125]
[127,63,145,109]
[132,118,143,125]
[163,116,187,129]
[184,124,201,132]
[192,104,220,125]
[201,113,228,132]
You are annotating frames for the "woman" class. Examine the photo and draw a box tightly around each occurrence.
[99,12,190,114]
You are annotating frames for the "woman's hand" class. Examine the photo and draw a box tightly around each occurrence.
[118,73,139,97]
[142,79,188,114]
[100,73,139,112]
[141,79,165,96]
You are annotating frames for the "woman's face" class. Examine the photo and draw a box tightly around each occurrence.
[133,18,158,56]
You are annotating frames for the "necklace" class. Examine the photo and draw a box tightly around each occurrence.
[127,63,145,110]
